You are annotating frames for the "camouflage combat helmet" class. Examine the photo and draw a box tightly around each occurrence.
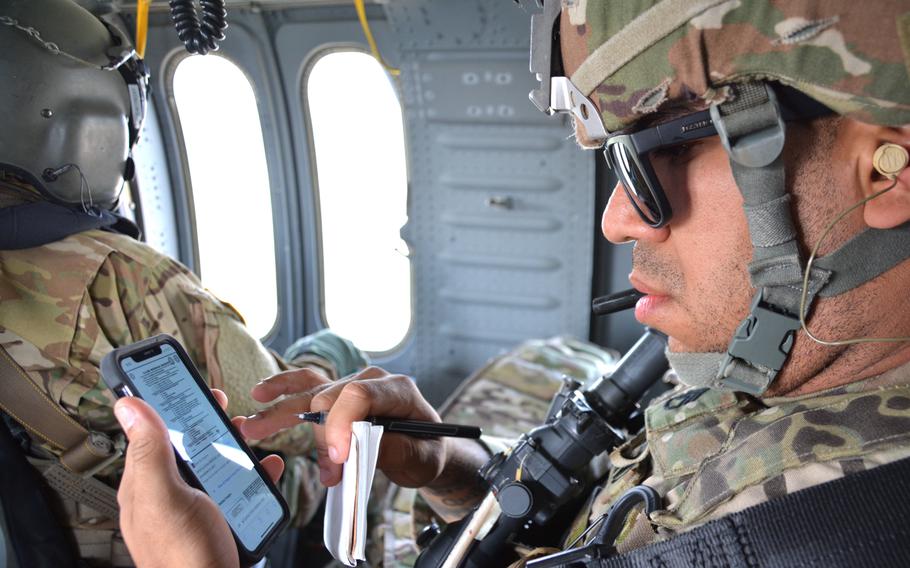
[529,0,910,396]
[538,0,910,143]
[0,0,148,209]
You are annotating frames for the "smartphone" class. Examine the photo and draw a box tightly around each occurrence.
[101,334,289,563]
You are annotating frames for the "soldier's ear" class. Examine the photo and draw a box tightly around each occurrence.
[856,125,910,229]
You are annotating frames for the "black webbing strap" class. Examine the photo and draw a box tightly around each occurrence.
[596,456,910,568]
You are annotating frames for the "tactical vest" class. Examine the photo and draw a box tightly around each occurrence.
[0,329,130,565]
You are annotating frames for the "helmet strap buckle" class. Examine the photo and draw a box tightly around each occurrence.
[710,83,786,168]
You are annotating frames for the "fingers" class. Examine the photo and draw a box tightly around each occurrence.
[259,455,285,484]
[375,433,444,487]
[241,388,325,441]
[211,388,228,411]
[302,368,417,486]
[317,371,439,465]
[242,368,334,440]
[246,365,439,489]
[307,381,346,486]
[349,366,388,381]
[316,381,374,465]
[231,416,247,432]
[114,398,182,505]
[251,368,331,403]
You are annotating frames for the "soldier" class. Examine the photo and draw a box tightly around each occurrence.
[0,0,366,565]
[109,0,910,566]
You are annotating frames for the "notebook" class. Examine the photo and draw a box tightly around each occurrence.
[323,421,384,566]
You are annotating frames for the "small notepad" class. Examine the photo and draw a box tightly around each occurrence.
[323,421,384,566]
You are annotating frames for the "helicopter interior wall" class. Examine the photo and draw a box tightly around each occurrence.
[132,1,640,406]
[380,1,599,405]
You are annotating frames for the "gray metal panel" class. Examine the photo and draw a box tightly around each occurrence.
[386,0,597,405]
[388,1,532,51]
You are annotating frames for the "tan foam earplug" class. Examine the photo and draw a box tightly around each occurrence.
[873,143,909,179]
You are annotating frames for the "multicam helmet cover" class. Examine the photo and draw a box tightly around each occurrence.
[558,0,910,143]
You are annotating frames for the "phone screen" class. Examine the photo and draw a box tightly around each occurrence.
[121,343,284,551]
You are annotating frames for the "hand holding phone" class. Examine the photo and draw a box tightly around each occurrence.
[101,334,290,564]
[114,395,248,568]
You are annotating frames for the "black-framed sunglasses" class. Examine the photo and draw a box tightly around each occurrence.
[603,86,834,228]
[604,110,718,228]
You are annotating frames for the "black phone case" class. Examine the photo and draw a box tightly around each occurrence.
[100,334,290,565]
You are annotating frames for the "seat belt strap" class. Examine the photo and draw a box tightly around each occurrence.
[0,345,120,475]
[592,456,910,568]
[813,222,910,297]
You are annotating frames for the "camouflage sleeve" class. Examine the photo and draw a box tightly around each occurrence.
[84,245,337,526]
[0,229,346,527]
[283,328,370,379]
[60,240,329,455]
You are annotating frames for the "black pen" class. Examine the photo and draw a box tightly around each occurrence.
[296,412,482,439]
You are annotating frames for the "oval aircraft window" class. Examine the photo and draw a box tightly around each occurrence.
[306,51,410,353]
[172,55,278,339]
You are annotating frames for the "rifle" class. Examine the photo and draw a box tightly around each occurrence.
[415,328,668,568]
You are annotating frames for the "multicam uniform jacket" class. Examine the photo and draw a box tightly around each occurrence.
[0,180,364,564]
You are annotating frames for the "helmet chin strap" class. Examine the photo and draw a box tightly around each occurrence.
[667,82,910,396]
[668,222,910,394]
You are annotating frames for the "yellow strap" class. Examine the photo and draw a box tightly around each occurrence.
[135,0,151,59]
[354,0,400,76]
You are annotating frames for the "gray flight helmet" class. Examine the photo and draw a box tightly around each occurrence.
[0,0,147,209]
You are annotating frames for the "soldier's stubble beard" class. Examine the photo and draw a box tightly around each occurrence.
[632,241,753,355]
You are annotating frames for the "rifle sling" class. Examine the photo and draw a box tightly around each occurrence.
[0,346,118,474]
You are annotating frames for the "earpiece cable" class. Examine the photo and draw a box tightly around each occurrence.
[798,178,909,346]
